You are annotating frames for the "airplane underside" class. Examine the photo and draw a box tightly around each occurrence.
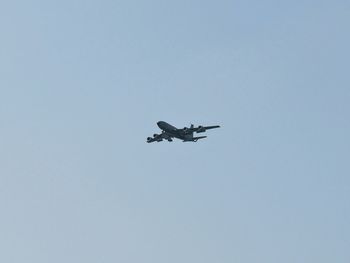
[147,121,220,143]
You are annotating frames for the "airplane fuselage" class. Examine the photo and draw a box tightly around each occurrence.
[157,121,193,141]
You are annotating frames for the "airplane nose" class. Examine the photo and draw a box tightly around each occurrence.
[157,121,163,128]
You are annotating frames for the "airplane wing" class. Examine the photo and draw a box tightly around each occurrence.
[192,136,207,141]
[203,125,220,130]
[147,133,163,143]
[179,124,220,134]
[147,132,173,143]
[192,125,220,133]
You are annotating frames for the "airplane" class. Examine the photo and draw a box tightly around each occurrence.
[147,121,220,143]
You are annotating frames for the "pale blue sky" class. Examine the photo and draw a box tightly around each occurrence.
[1,0,349,262]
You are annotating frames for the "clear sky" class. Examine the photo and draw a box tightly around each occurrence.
[1,0,349,262]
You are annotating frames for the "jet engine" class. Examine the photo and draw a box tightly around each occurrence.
[153,134,158,137]
[197,126,206,133]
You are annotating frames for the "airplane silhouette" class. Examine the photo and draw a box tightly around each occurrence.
[147,121,220,143]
